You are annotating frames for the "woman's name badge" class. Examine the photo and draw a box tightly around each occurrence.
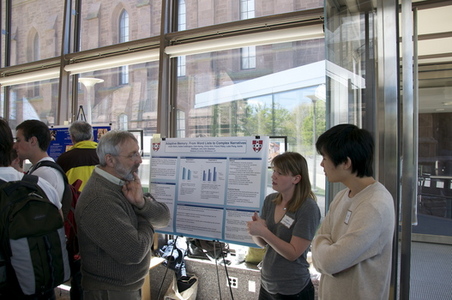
[281,215,294,228]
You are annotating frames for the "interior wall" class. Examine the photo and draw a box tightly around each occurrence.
[419,112,452,175]
[149,258,261,300]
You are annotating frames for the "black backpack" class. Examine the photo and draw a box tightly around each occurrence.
[0,174,71,296]
[33,160,82,257]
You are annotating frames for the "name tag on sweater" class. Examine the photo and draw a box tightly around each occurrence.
[344,210,352,224]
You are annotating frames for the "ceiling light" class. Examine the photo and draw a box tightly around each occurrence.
[165,24,324,57]
[64,50,160,75]
[0,67,60,86]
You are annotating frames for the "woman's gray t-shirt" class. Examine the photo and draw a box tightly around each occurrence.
[260,193,320,295]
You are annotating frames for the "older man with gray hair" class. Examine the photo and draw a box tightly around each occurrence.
[75,130,170,300]
[56,120,100,300]
[57,120,99,191]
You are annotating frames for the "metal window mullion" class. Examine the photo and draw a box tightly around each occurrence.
[57,0,74,124]
[2,0,12,119]
[157,0,176,138]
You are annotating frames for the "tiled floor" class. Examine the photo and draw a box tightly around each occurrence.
[410,242,452,300]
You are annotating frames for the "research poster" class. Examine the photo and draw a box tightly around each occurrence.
[48,125,111,161]
[150,136,269,247]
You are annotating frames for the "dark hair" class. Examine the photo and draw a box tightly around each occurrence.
[16,120,51,151]
[69,120,93,143]
[0,118,14,167]
[316,124,374,177]
[271,152,316,212]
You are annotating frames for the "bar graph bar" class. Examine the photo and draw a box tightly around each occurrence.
[202,167,217,182]
[182,167,192,180]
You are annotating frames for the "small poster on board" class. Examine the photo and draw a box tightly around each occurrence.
[48,125,111,161]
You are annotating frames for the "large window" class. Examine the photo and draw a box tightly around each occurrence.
[7,0,64,65]
[76,61,159,131]
[7,79,60,128]
[1,1,451,299]
[179,0,323,30]
[1,2,324,207]
[175,38,326,210]
[324,1,452,299]
[79,0,161,51]
[176,40,325,137]
[415,5,452,242]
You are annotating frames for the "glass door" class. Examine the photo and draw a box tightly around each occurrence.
[324,1,452,299]
[415,2,452,244]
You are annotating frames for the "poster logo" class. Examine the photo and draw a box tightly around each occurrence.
[252,140,263,153]
[152,142,160,152]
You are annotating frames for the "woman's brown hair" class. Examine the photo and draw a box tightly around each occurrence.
[271,151,316,212]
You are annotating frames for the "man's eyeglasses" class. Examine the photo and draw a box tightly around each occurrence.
[113,150,143,160]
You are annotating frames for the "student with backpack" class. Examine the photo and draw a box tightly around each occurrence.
[14,120,68,217]
[14,120,87,300]
[0,118,70,299]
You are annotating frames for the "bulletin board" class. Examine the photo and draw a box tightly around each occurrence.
[48,124,111,161]
[149,136,269,247]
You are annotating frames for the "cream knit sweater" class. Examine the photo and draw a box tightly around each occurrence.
[312,182,395,300]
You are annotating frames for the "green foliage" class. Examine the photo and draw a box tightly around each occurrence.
[208,98,326,154]
[241,102,293,137]
[239,99,326,154]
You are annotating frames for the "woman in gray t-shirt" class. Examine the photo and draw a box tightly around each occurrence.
[247,152,320,300]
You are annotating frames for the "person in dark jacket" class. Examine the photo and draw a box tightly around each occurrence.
[57,120,100,191]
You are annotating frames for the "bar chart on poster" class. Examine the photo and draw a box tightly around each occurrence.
[149,136,269,247]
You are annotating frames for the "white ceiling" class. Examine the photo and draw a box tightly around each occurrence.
[415,1,452,113]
